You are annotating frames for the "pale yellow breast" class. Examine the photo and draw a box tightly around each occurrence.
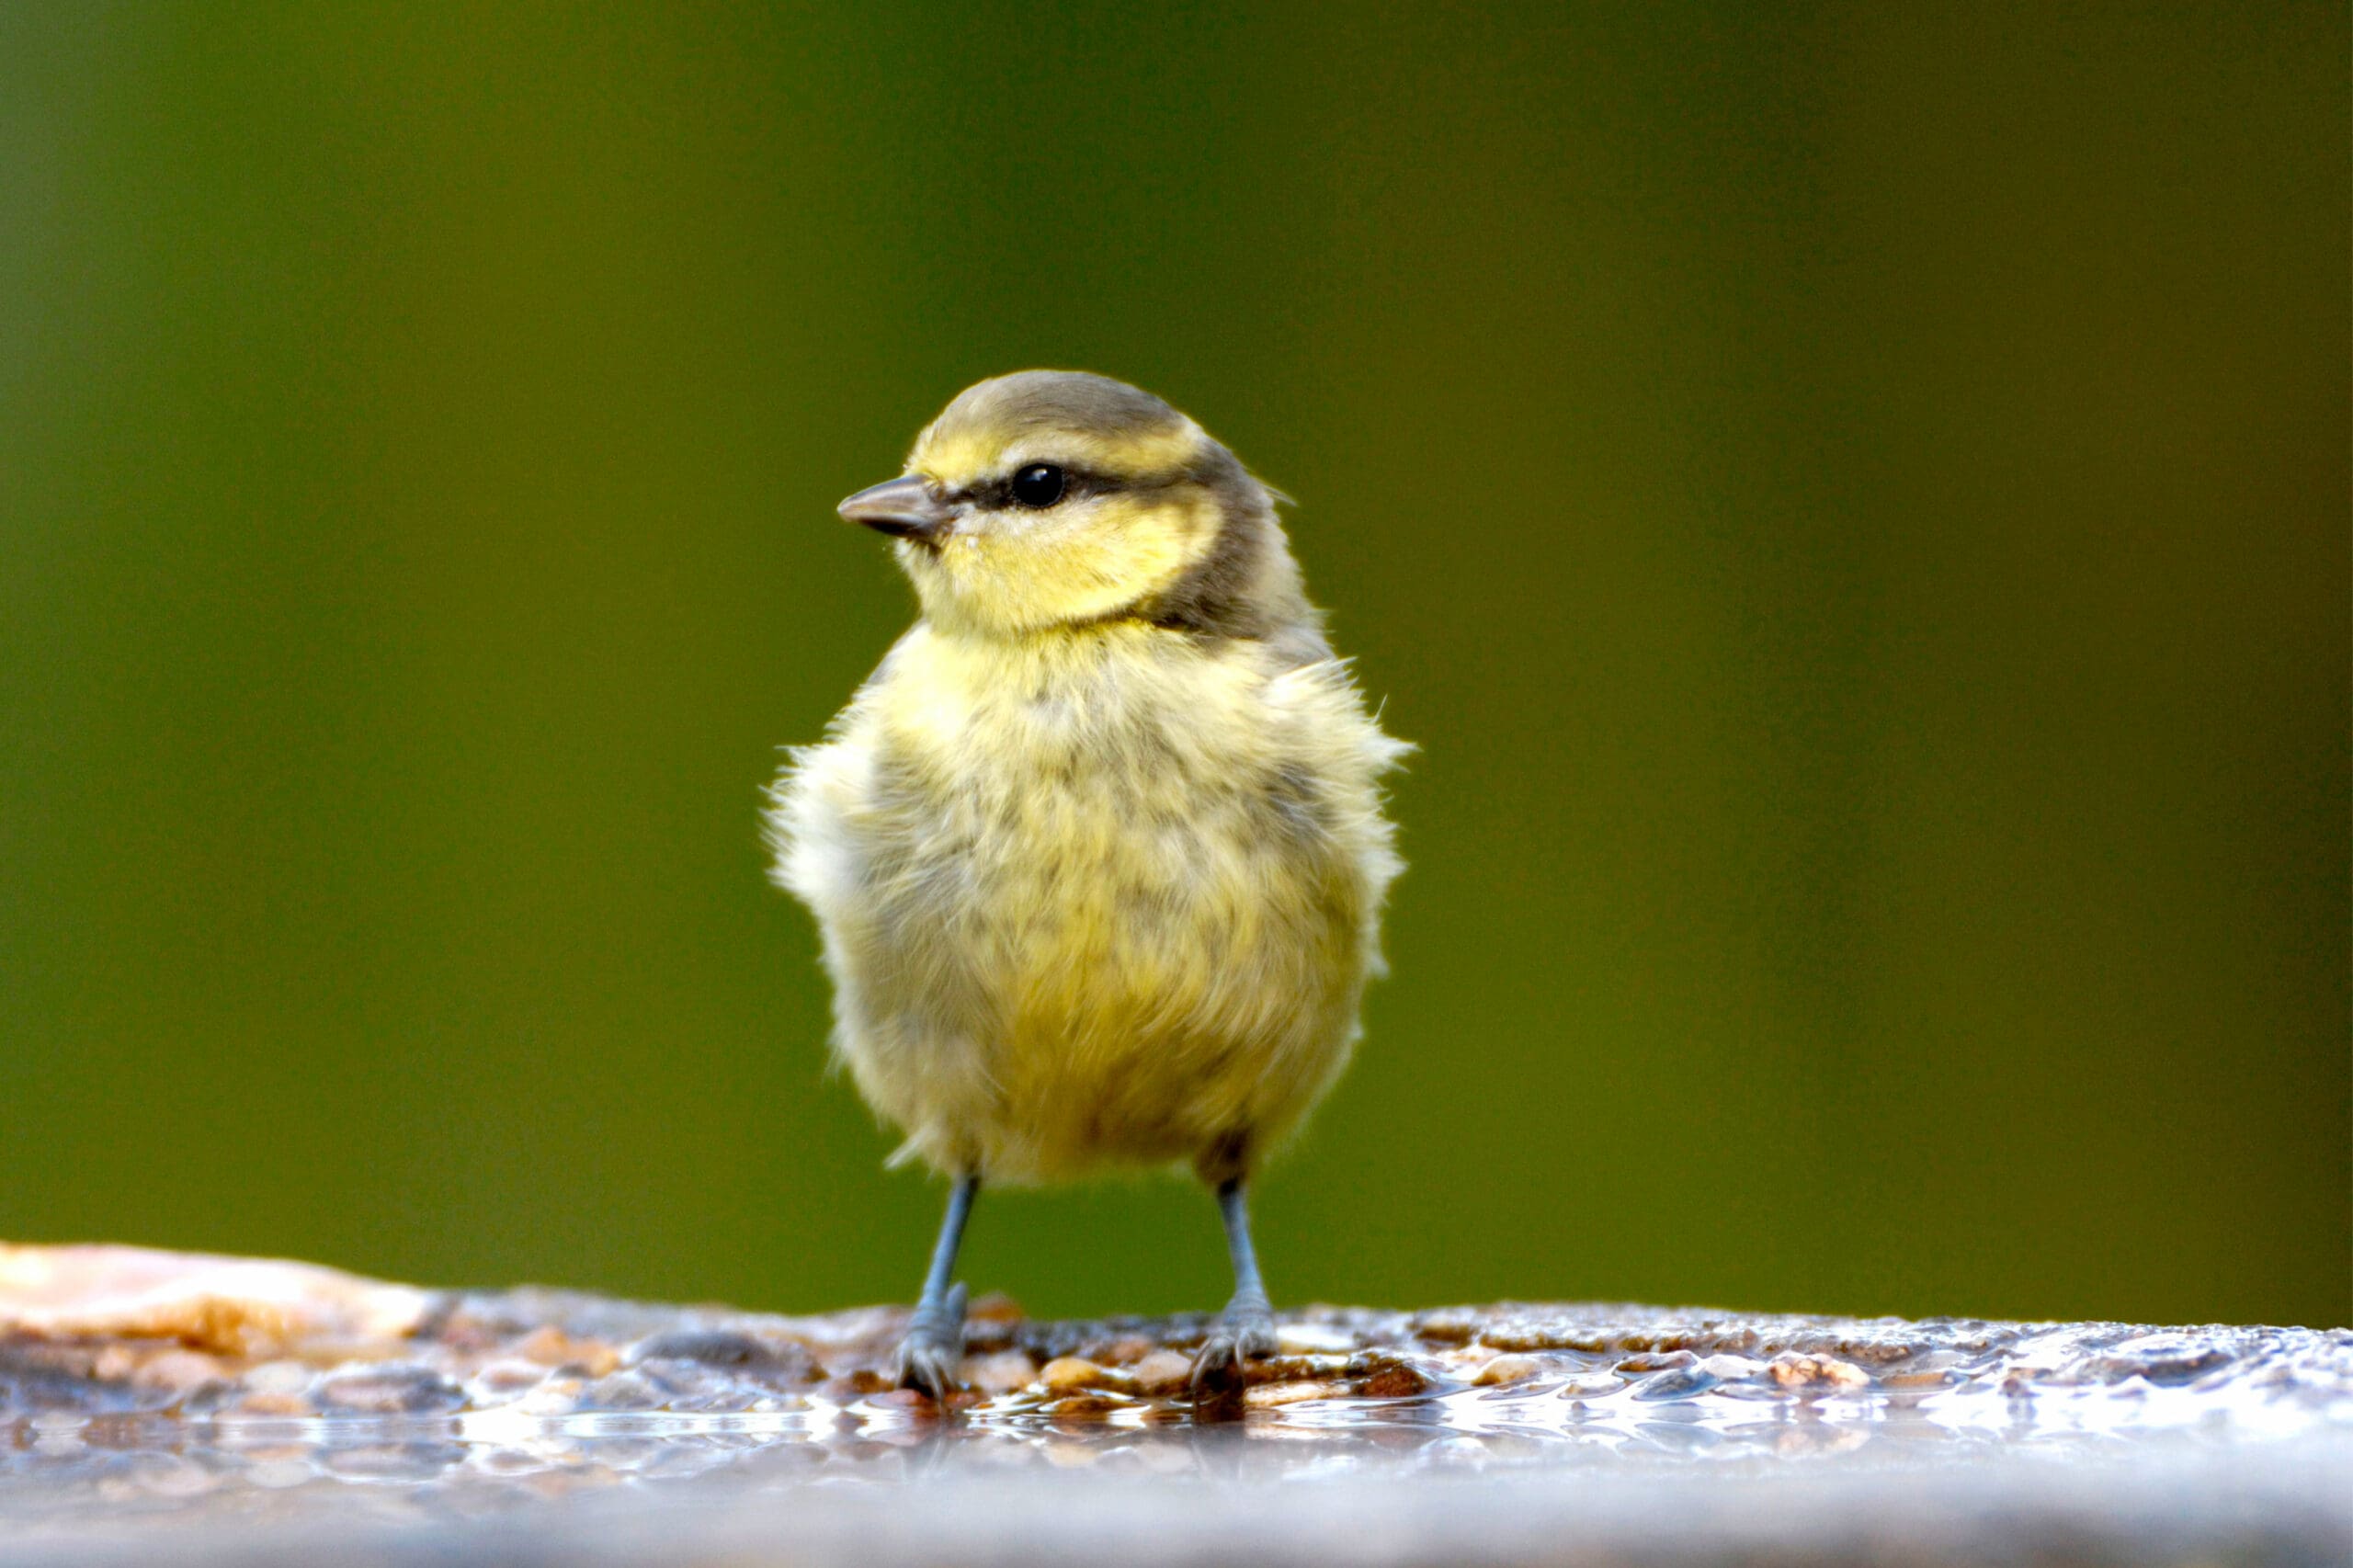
[772,621,1405,1181]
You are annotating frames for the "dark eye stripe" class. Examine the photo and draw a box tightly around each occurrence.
[972,465,1123,510]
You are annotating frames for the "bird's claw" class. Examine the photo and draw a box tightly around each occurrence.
[892,1281,969,1399]
[1189,1293,1278,1404]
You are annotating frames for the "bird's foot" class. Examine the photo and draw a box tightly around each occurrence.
[892,1282,969,1398]
[1190,1289,1278,1406]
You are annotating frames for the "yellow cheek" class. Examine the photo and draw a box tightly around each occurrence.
[926,494,1212,632]
[1067,493,1211,591]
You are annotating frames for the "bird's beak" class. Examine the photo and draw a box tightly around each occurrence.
[837,475,955,543]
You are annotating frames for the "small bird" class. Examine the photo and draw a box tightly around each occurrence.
[767,371,1405,1397]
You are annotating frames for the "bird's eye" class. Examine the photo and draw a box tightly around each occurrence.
[1009,463,1067,508]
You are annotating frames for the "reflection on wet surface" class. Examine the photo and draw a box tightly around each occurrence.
[2,1247,2348,1564]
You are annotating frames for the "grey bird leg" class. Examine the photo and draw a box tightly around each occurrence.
[893,1173,977,1397]
[1191,1176,1279,1399]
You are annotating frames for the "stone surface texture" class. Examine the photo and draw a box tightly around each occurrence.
[2,1244,2347,1565]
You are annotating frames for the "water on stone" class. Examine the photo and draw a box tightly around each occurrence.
[2,1245,2347,1566]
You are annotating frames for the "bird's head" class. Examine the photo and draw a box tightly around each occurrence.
[836,370,1312,642]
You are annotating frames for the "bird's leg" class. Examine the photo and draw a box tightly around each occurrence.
[892,1173,978,1397]
[1191,1176,1279,1398]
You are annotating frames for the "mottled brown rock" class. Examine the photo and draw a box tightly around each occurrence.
[1125,1349,1192,1393]
[0,1245,428,1358]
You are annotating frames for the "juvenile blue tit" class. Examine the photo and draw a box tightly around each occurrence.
[766,371,1406,1397]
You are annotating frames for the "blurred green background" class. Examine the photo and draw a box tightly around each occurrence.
[2,3,2344,1331]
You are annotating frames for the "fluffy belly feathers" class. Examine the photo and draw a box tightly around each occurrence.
[770,627,1402,1184]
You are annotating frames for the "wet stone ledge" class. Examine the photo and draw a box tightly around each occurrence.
[1,1244,2347,1567]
